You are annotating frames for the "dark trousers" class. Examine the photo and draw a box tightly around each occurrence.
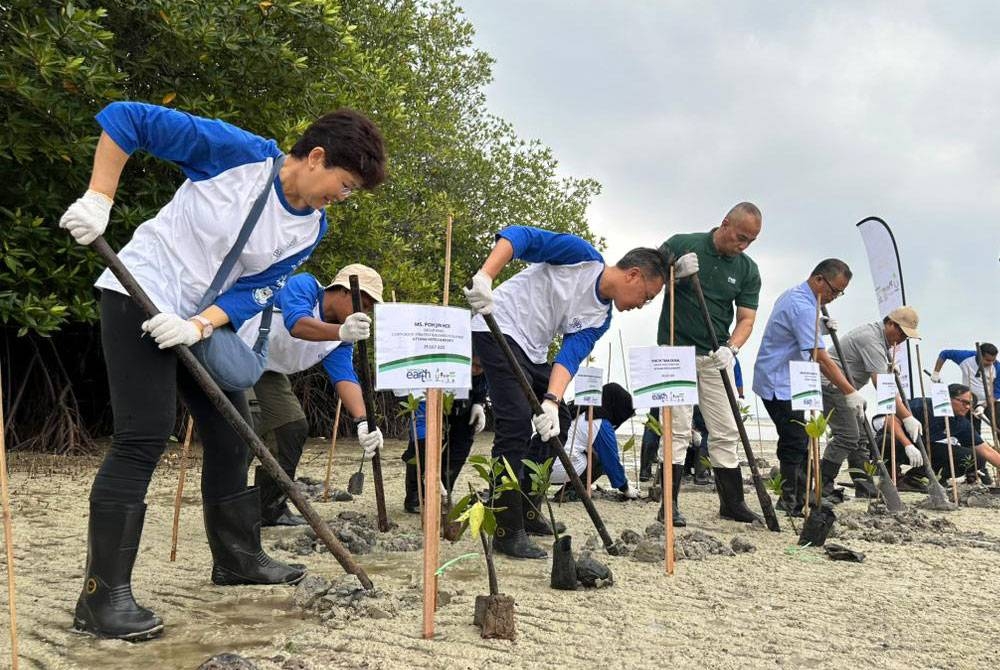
[473,331,551,478]
[761,396,809,465]
[93,290,251,505]
[401,408,478,491]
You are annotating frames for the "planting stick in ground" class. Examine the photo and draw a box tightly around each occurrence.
[689,275,780,532]
[322,398,343,501]
[349,275,390,533]
[91,237,374,589]
[663,266,676,574]
[472,298,616,551]
[822,305,904,512]
[944,416,958,501]
[618,332,641,489]
[586,406,594,497]
[0,363,20,670]
[892,370,953,509]
[169,417,194,562]
[422,389,443,638]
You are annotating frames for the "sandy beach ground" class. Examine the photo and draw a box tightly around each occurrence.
[1,432,999,670]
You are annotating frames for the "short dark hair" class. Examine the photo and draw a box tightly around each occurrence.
[725,201,762,223]
[949,383,971,399]
[617,247,667,281]
[980,343,998,357]
[811,258,852,281]
[290,109,387,189]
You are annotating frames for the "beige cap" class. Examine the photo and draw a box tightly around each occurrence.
[887,305,920,339]
[325,264,384,303]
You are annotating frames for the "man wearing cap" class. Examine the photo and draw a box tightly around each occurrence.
[238,265,384,525]
[819,306,925,499]
[464,225,668,559]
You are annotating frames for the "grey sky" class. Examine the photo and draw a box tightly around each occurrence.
[460,1,1000,402]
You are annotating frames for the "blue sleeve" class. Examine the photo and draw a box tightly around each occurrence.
[733,359,743,388]
[594,422,626,488]
[321,344,358,385]
[276,273,323,332]
[498,226,603,265]
[939,350,972,365]
[994,362,1000,398]
[413,401,427,440]
[96,101,280,181]
[793,305,825,352]
[214,217,327,330]
[554,312,612,376]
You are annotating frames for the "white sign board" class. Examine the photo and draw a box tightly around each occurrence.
[931,382,953,417]
[574,366,604,407]
[789,361,823,411]
[374,303,471,390]
[875,374,896,415]
[629,345,698,409]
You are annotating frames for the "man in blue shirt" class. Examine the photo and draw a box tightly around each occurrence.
[752,259,858,516]
[464,226,670,558]
[931,344,999,432]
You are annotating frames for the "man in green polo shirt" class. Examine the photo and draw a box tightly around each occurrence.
[657,201,763,525]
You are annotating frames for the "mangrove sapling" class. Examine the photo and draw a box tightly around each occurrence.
[765,472,785,498]
[795,410,836,547]
[521,457,576,590]
[447,455,517,639]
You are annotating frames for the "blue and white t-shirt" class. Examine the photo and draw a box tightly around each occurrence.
[237,273,357,385]
[471,226,612,377]
[938,349,1000,402]
[93,102,327,330]
[552,416,626,489]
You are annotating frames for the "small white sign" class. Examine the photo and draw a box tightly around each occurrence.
[629,345,698,409]
[789,360,823,411]
[574,366,604,407]
[374,303,472,390]
[931,382,953,417]
[874,374,896,415]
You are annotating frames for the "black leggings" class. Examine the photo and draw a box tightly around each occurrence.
[92,290,251,505]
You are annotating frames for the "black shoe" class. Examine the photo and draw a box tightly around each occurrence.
[255,467,306,527]
[492,490,546,559]
[898,470,929,493]
[820,459,846,504]
[204,488,306,586]
[714,467,762,524]
[403,463,421,514]
[73,501,164,641]
[524,492,566,536]
[776,460,805,518]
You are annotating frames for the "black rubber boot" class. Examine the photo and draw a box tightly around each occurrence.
[255,467,306,527]
[683,446,698,479]
[847,453,879,499]
[715,467,763,523]
[775,460,805,517]
[492,490,546,559]
[693,452,713,486]
[73,501,164,641]
[820,459,845,504]
[403,463,420,514]
[639,433,658,483]
[524,491,566,536]
[656,464,687,527]
[203,488,306,586]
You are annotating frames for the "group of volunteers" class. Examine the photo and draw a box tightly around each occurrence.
[58,101,997,642]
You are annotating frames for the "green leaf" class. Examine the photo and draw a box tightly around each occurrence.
[621,436,636,453]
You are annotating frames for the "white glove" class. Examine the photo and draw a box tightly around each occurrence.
[673,252,699,279]
[468,403,486,433]
[972,405,986,420]
[439,480,448,497]
[357,420,382,460]
[844,390,867,417]
[59,189,112,246]
[339,312,371,343]
[707,345,735,370]
[463,270,494,315]
[904,444,924,468]
[820,316,838,334]
[619,483,639,500]
[532,399,560,442]
[141,313,203,349]
[902,415,923,442]
[930,371,941,383]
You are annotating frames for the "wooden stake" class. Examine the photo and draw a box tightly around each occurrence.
[616,334,640,488]
[169,417,194,562]
[586,406,594,498]
[664,265,675,576]
[944,416,959,505]
[422,389,443,639]
[811,304,822,508]
[322,398,343,501]
[0,365,19,670]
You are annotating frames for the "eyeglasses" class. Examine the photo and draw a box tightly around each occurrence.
[955,398,972,407]
[820,275,846,298]
[641,275,657,305]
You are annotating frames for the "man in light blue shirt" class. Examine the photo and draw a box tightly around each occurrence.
[752,259,857,516]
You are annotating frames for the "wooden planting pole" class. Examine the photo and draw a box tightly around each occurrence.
[322,398,343,501]
[664,265,675,575]
[423,389,443,638]
[169,417,194,561]
[586,406,594,498]
[944,415,959,504]
[0,365,19,670]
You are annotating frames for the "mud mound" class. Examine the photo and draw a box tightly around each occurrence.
[272,511,422,556]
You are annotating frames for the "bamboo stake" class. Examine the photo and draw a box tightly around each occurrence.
[422,389,443,638]
[944,416,958,505]
[0,364,20,670]
[889,348,898,486]
[322,399,343,501]
[169,417,194,562]
[664,265,675,576]
[586,406,594,498]
[812,303,822,508]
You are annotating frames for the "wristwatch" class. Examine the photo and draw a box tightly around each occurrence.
[724,343,740,356]
[542,392,560,404]
[190,314,214,340]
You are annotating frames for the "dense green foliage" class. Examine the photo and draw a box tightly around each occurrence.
[1,0,603,336]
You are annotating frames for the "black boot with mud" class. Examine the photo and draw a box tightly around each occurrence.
[656,464,687,527]
[255,466,306,527]
[493,489,546,559]
[820,459,845,503]
[403,463,420,514]
[714,467,763,523]
[775,460,805,517]
[204,488,306,586]
[897,468,929,493]
[524,492,566,536]
[73,501,164,641]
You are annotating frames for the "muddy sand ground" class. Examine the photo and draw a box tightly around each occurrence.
[1,433,999,670]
